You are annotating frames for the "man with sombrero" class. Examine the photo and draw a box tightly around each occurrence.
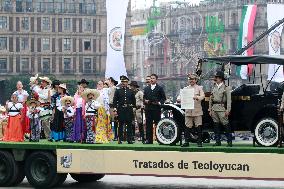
[130,81,145,143]
[209,71,232,147]
[26,97,41,142]
[113,75,136,144]
[37,76,52,140]
[180,73,205,147]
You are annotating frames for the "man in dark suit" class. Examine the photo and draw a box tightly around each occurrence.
[143,74,166,144]
[113,75,136,144]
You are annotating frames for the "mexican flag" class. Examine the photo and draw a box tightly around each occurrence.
[236,5,257,79]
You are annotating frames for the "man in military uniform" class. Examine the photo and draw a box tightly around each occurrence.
[130,81,145,143]
[180,73,205,147]
[113,76,136,144]
[209,71,232,147]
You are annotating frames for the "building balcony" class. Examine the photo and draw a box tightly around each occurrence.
[63,69,74,74]
[0,69,7,73]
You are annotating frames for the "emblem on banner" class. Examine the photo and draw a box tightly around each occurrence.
[109,27,122,51]
[60,153,72,168]
[270,31,281,53]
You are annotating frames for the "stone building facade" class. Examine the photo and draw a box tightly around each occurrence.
[0,0,132,80]
[131,0,284,95]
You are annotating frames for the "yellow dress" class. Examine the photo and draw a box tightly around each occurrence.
[95,107,114,143]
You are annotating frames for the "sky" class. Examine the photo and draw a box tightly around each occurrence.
[132,0,201,10]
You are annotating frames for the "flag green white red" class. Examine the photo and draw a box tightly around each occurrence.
[236,5,257,79]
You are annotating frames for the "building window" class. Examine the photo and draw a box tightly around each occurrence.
[84,18,92,31]
[63,38,71,50]
[63,58,71,73]
[21,58,29,73]
[2,0,13,12]
[21,17,29,30]
[54,0,64,13]
[0,37,7,50]
[16,0,23,12]
[231,12,237,26]
[84,40,91,51]
[67,2,76,13]
[46,0,54,13]
[0,58,7,73]
[42,58,50,74]
[21,37,29,50]
[0,17,7,29]
[42,38,50,51]
[84,58,92,73]
[64,18,71,30]
[26,0,33,12]
[42,17,50,31]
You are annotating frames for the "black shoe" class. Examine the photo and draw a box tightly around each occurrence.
[181,143,189,147]
[144,140,153,144]
[213,142,221,146]
[128,141,133,144]
[227,142,232,147]
[118,140,122,144]
[48,139,53,142]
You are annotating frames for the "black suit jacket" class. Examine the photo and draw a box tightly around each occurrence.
[143,84,166,110]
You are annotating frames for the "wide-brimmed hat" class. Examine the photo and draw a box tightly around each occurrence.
[214,71,225,80]
[58,83,67,90]
[26,98,40,106]
[81,89,100,100]
[60,96,74,106]
[120,75,129,82]
[129,81,140,88]
[52,80,60,87]
[78,79,89,85]
[30,74,39,84]
[0,106,6,112]
[187,73,200,80]
[39,76,52,84]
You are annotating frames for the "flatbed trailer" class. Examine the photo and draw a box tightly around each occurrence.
[1,141,284,188]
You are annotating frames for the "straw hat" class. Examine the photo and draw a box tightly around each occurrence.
[58,83,67,90]
[82,89,100,100]
[0,106,6,112]
[30,74,39,84]
[60,96,74,106]
[26,98,40,106]
[39,76,52,84]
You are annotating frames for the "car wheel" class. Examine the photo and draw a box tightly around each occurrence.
[0,151,18,187]
[156,118,180,145]
[70,173,105,183]
[25,151,58,188]
[255,118,278,147]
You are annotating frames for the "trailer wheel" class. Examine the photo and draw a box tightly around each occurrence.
[156,118,180,145]
[255,118,278,147]
[70,173,105,183]
[25,151,57,188]
[0,151,19,187]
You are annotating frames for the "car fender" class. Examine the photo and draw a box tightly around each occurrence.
[162,104,185,115]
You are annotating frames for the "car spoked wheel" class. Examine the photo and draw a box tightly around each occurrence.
[255,118,278,147]
[156,118,179,145]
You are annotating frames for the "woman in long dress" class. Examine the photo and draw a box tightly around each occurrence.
[3,94,24,142]
[50,84,67,142]
[72,85,86,143]
[13,81,29,136]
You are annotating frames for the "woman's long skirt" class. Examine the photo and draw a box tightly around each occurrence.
[50,109,65,141]
[64,117,74,142]
[72,108,85,142]
[30,117,41,142]
[85,115,96,144]
[3,114,24,142]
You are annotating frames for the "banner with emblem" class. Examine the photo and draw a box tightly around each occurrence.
[105,0,129,81]
[267,4,284,82]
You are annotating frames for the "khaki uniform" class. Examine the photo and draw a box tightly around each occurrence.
[183,85,205,128]
[209,83,231,125]
[134,90,144,124]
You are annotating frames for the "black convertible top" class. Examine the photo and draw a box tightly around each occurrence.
[206,55,284,65]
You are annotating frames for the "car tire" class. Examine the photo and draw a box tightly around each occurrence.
[156,118,180,145]
[25,151,58,189]
[255,118,278,147]
[0,151,19,187]
[70,173,105,183]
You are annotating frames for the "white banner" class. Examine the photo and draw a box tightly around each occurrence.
[105,0,129,81]
[267,4,284,82]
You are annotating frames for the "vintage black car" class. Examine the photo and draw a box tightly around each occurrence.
[156,55,284,147]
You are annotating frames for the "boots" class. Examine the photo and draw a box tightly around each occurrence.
[197,126,203,147]
[213,123,221,146]
[181,127,190,147]
[225,124,233,147]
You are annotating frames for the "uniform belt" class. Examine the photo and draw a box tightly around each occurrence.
[212,102,225,104]
[121,104,133,108]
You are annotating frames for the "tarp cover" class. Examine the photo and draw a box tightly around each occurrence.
[206,55,284,65]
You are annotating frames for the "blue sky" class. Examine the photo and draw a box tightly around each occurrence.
[132,0,201,9]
